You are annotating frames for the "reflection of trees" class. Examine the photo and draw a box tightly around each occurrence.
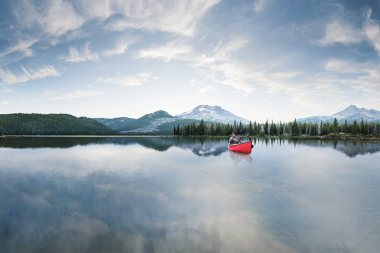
[255,138,380,158]
[0,137,231,157]
[2,137,379,158]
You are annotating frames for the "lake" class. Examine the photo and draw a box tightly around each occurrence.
[0,137,379,253]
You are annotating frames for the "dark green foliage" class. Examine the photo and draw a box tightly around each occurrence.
[333,118,339,133]
[291,119,299,136]
[264,120,269,135]
[173,119,380,137]
[0,113,115,135]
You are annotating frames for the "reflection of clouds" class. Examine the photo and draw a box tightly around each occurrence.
[0,144,167,177]
[0,143,293,253]
[177,183,293,252]
[253,141,380,253]
[0,139,379,252]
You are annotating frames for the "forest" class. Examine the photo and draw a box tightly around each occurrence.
[0,114,114,135]
[173,119,380,137]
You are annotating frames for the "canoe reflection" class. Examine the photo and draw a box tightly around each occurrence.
[229,150,253,165]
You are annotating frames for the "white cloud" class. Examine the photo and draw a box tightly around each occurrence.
[364,10,380,56]
[101,39,133,57]
[136,37,259,92]
[0,38,38,58]
[316,20,363,46]
[189,38,259,93]
[253,0,272,13]
[13,0,220,38]
[323,58,375,75]
[15,0,85,36]
[98,72,157,87]
[64,42,99,63]
[250,57,378,108]
[323,59,348,72]
[104,0,220,36]
[137,41,192,62]
[315,9,380,57]
[198,85,217,95]
[0,65,59,84]
[51,90,104,100]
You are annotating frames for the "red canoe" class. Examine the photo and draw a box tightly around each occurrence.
[228,141,253,154]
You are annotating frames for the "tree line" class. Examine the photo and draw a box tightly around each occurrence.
[173,119,380,137]
[0,113,115,135]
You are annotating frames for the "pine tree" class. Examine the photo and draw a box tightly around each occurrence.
[333,118,339,133]
[352,120,358,134]
[292,119,299,136]
[199,119,205,135]
[247,121,253,135]
[264,120,269,135]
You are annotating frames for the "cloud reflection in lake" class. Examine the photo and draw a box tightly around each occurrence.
[0,137,379,252]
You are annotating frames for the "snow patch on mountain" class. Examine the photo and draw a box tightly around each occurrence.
[177,105,250,124]
[299,105,380,123]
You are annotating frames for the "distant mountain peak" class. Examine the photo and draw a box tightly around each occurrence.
[177,104,250,124]
[346,104,359,109]
[140,110,173,119]
[299,105,380,123]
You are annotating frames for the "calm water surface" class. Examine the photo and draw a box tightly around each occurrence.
[0,137,379,253]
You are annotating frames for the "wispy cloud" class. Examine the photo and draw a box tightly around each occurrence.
[322,58,380,94]
[364,10,380,56]
[253,0,273,13]
[101,39,134,57]
[98,72,157,86]
[315,20,363,46]
[315,8,380,58]
[285,58,380,108]
[64,42,99,63]
[137,41,192,62]
[0,65,59,84]
[104,0,220,36]
[136,37,255,92]
[189,38,258,93]
[13,0,220,38]
[0,38,38,57]
[14,0,84,36]
[198,85,217,95]
[51,90,104,100]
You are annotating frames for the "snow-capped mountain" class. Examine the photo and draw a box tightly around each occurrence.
[94,105,251,133]
[299,105,380,123]
[332,105,380,121]
[177,105,250,124]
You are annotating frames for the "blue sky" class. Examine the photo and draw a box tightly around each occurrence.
[0,0,379,122]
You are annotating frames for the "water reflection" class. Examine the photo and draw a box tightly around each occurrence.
[0,144,289,253]
[0,137,380,252]
[0,137,231,157]
[229,151,253,165]
[253,138,380,158]
[2,136,379,158]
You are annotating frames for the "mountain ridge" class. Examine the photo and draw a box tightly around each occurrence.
[177,105,250,124]
[299,105,380,123]
[94,105,251,133]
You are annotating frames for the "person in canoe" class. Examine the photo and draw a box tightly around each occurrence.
[229,131,241,145]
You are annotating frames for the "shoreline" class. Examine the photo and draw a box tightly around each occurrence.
[1,134,380,142]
